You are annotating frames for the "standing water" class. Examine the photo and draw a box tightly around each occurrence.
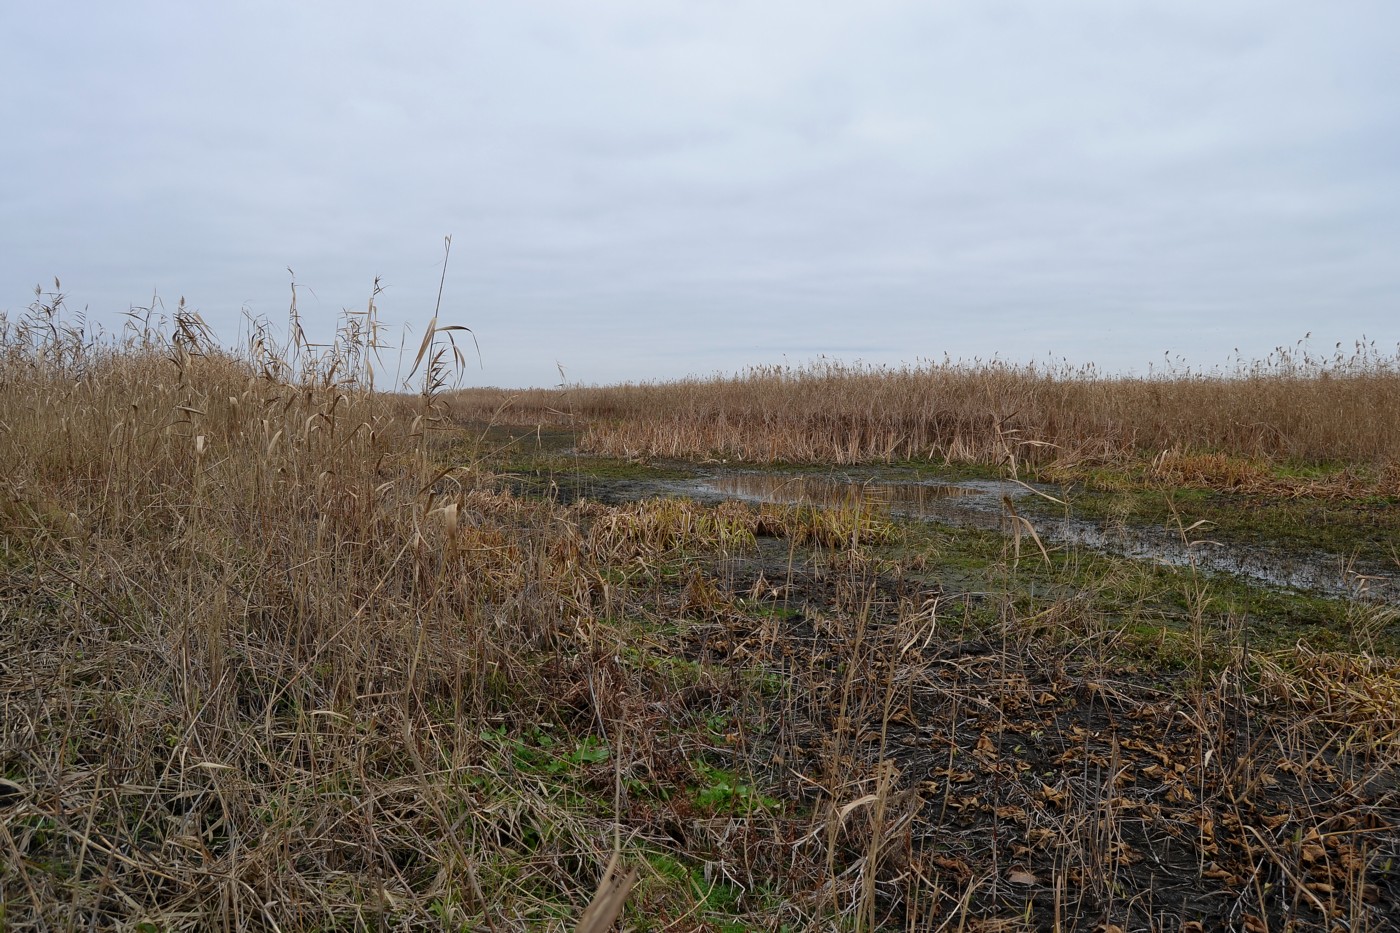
[682,473,1398,603]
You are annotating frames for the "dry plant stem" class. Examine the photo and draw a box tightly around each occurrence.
[574,854,637,933]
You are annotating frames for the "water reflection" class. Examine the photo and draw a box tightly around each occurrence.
[706,474,978,514]
[689,473,1397,602]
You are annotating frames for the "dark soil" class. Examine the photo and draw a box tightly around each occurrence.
[672,546,1400,931]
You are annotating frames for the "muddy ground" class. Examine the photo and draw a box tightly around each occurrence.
[466,420,1399,607]
[440,422,1400,930]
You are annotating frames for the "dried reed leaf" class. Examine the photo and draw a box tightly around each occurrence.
[575,854,637,933]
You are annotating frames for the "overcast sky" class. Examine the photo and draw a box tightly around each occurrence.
[3,2,1397,386]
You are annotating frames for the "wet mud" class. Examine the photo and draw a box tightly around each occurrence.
[513,465,1400,604]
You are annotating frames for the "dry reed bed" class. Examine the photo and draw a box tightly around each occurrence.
[3,300,1398,930]
[449,349,1400,481]
[0,303,624,928]
[0,302,910,929]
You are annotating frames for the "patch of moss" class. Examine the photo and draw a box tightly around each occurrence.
[895,514,1397,662]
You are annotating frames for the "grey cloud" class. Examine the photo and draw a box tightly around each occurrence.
[3,1,1398,386]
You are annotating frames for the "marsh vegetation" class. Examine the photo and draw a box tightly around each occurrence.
[3,290,1398,930]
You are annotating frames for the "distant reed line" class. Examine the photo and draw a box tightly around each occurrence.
[449,347,1400,471]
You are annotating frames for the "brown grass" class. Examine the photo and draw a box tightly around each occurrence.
[449,344,1400,480]
[3,288,1398,930]
[0,291,627,929]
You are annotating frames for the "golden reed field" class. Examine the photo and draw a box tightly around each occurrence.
[449,345,1400,482]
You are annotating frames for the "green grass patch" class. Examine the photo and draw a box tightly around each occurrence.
[690,763,781,816]
[896,516,1397,664]
[1030,470,1400,566]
